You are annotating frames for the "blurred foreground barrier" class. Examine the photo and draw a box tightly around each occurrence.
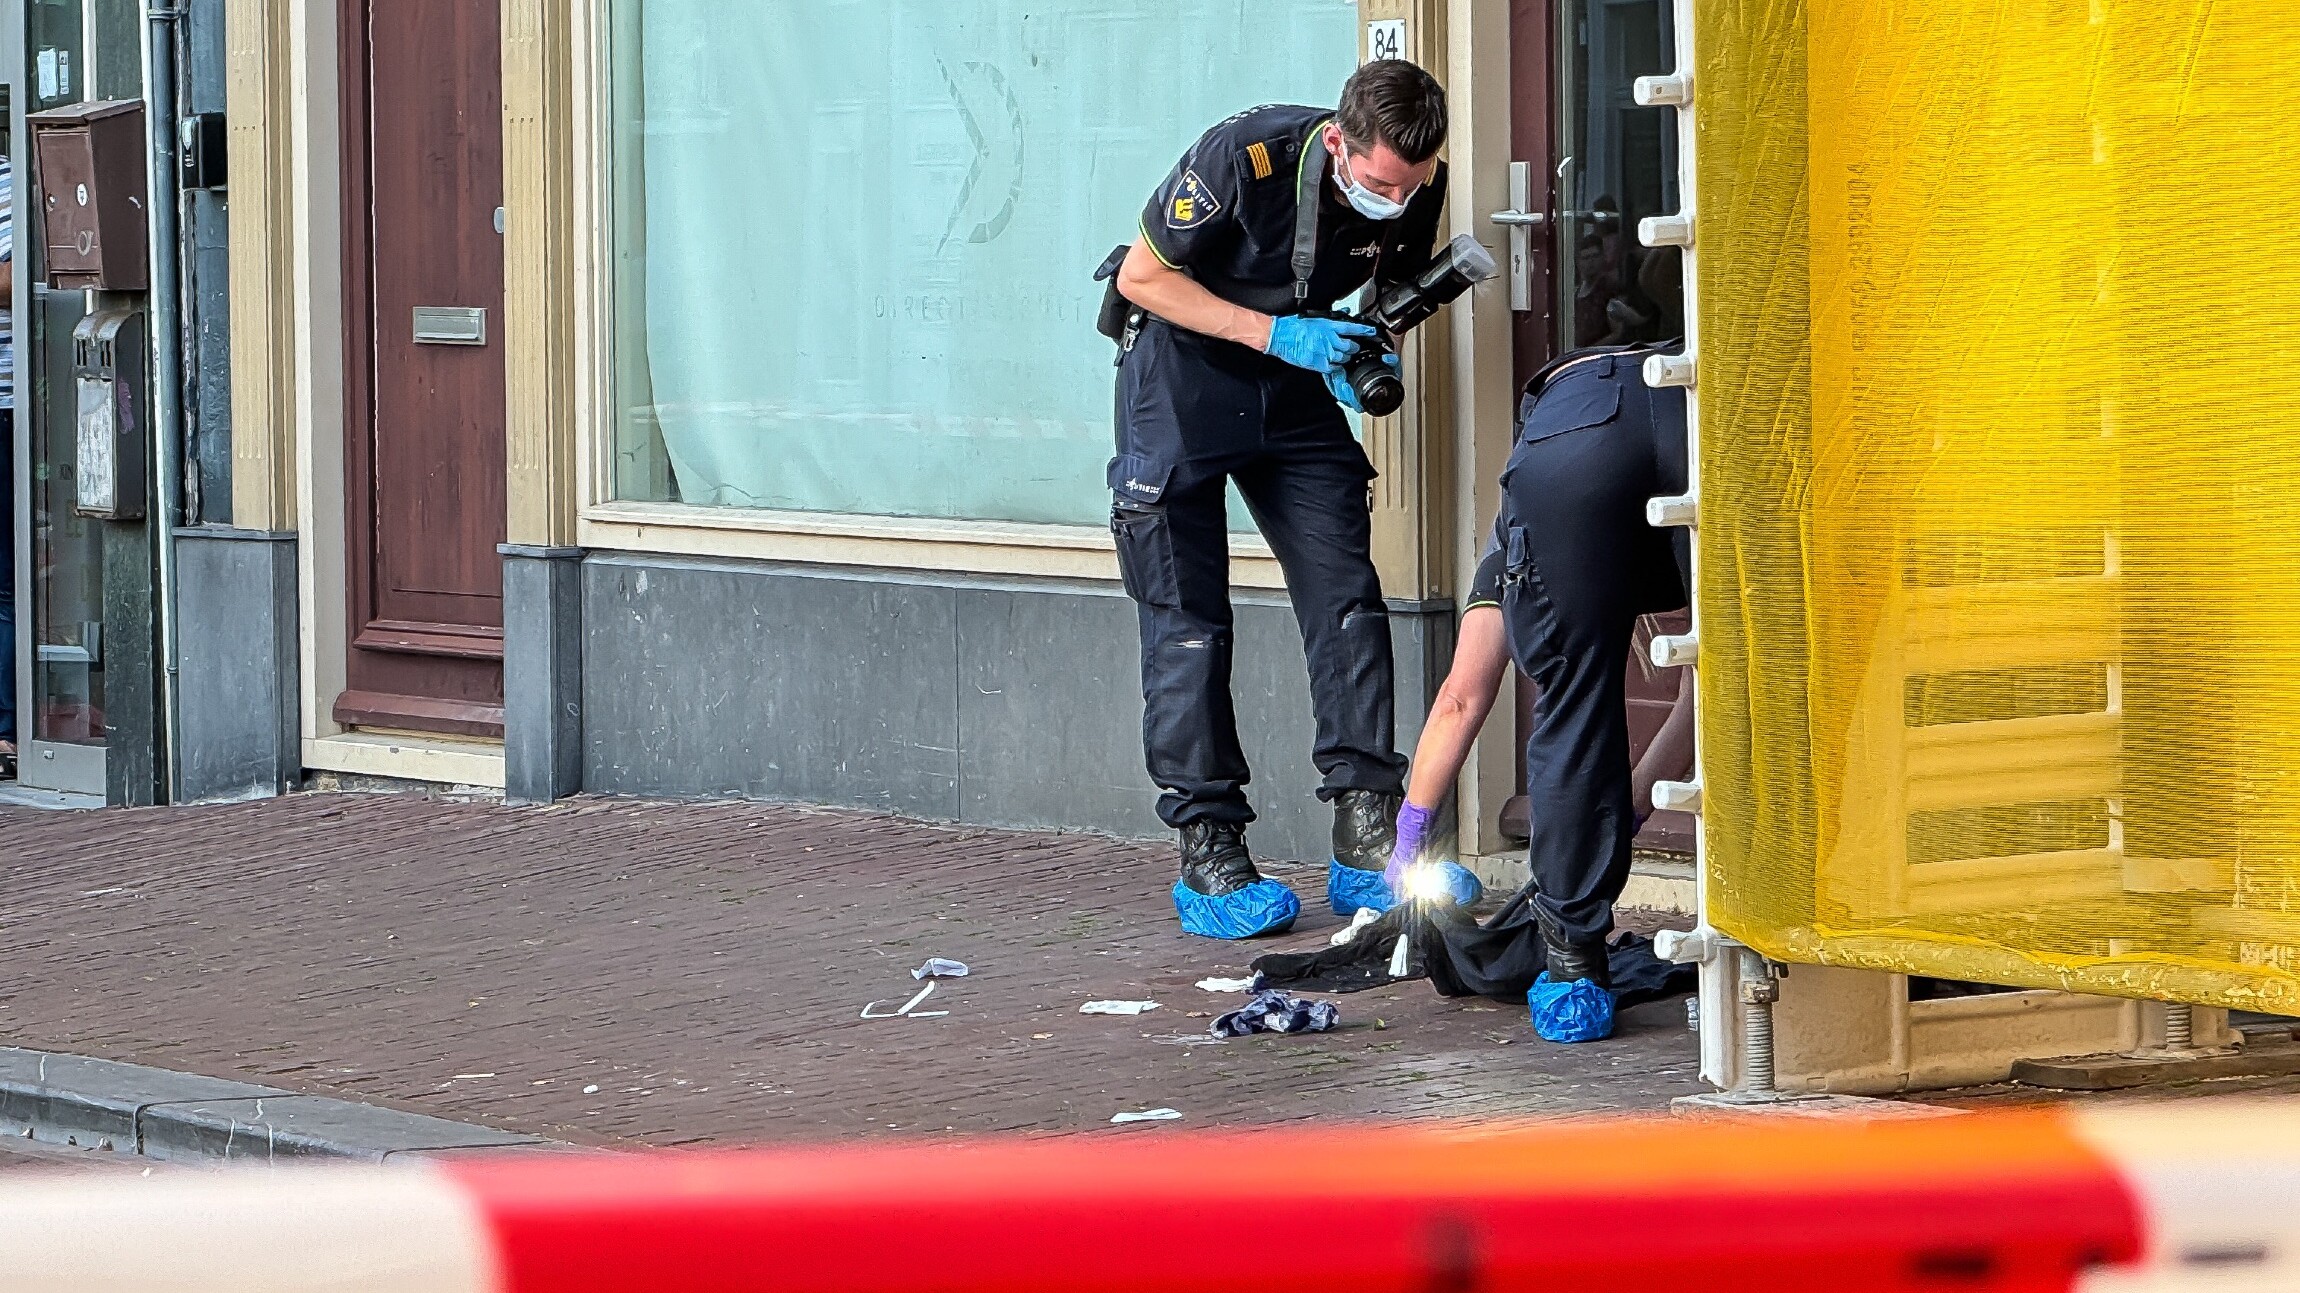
[5,1105,2298,1292]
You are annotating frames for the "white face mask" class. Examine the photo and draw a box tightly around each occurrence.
[1333,139,1410,221]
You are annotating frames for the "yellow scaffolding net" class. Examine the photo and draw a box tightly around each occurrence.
[1695,0,2300,1012]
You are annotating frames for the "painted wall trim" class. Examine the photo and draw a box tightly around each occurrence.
[289,0,350,750]
[1360,0,1457,605]
[578,503,1293,590]
[303,733,508,789]
[224,0,299,531]
[1444,0,1519,858]
[502,0,579,548]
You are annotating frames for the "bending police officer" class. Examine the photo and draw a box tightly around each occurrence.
[1105,60,1450,938]
[1384,252,1693,1039]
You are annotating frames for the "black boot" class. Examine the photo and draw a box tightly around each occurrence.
[1541,919,1614,989]
[1179,821,1264,897]
[1331,789,1402,871]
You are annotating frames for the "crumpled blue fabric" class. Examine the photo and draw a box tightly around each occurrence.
[1171,878,1300,940]
[1330,859,1487,916]
[1211,988,1339,1038]
[1528,971,1616,1043]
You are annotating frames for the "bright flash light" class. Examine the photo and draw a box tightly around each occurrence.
[1403,861,1452,904]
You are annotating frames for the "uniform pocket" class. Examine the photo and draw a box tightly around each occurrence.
[1498,523,1563,673]
[1111,504,1182,608]
[1515,368,1624,447]
[1106,452,1173,506]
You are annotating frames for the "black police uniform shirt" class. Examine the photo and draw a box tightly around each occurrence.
[1468,541,1505,614]
[1462,344,1667,618]
[1137,104,1443,316]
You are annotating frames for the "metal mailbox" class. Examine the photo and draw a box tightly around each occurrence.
[72,307,148,520]
[29,99,147,291]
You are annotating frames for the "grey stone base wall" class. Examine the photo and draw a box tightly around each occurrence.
[501,545,584,805]
[575,552,1450,865]
[174,528,300,802]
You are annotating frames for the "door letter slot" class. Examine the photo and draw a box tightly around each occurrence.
[412,306,488,346]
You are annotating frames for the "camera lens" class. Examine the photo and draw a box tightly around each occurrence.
[1349,353,1404,417]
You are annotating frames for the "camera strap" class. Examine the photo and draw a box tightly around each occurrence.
[1289,122,1327,308]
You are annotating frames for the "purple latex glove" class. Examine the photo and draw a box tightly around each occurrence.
[1384,801,1437,892]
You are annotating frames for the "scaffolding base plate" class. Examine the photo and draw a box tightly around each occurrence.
[1671,1091,1960,1119]
[2010,1039,2300,1091]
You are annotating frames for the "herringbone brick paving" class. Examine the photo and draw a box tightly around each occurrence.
[0,793,1702,1146]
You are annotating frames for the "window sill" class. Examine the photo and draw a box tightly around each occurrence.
[578,501,1287,588]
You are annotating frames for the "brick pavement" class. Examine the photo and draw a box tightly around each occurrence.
[0,793,1706,1146]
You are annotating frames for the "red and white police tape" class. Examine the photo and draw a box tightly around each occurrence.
[6,1103,2298,1292]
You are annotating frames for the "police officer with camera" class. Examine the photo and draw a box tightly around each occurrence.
[1102,60,1450,939]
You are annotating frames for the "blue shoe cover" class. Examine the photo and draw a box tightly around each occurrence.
[1419,861,1485,907]
[1327,859,1398,917]
[1333,860,1487,914]
[1528,972,1616,1043]
[1171,878,1301,940]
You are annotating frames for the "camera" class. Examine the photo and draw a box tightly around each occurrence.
[1324,234,1500,416]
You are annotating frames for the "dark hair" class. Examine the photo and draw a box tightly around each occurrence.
[1337,59,1447,164]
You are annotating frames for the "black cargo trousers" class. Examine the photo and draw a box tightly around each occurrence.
[1109,317,1410,831]
[1497,350,1690,949]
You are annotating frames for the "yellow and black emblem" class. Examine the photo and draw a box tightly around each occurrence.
[1245,141,1274,180]
[1165,168,1222,230]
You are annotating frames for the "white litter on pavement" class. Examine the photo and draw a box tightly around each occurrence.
[912,958,970,979]
[1079,1000,1160,1016]
[861,981,939,1019]
[1110,1108,1184,1124]
[1329,907,1383,947]
[1194,977,1256,993]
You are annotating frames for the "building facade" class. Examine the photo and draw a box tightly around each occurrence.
[12,0,1697,871]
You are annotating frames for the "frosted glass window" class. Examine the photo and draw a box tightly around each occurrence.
[608,0,1362,526]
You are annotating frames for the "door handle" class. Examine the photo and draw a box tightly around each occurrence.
[1489,209,1547,227]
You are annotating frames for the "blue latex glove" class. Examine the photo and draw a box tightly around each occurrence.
[1264,315,1376,373]
[1324,353,1399,413]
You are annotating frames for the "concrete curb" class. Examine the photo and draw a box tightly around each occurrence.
[0,1047,562,1164]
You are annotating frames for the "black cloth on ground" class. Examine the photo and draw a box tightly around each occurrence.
[1249,886,1695,1008]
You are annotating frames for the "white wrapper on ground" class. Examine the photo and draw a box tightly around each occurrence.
[1329,907,1382,947]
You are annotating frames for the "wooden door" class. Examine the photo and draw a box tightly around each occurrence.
[334,0,508,739]
[1502,0,1693,852]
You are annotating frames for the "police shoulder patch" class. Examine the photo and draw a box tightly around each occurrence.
[1165,169,1223,230]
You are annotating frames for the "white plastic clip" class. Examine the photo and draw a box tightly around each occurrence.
[1633,72,1692,108]
[1652,779,1703,814]
[1650,631,1698,669]
[1645,352,1696,389]
[1654,926,1728,965]
[1639,213,1693,248]
[1646,494,1697,529]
